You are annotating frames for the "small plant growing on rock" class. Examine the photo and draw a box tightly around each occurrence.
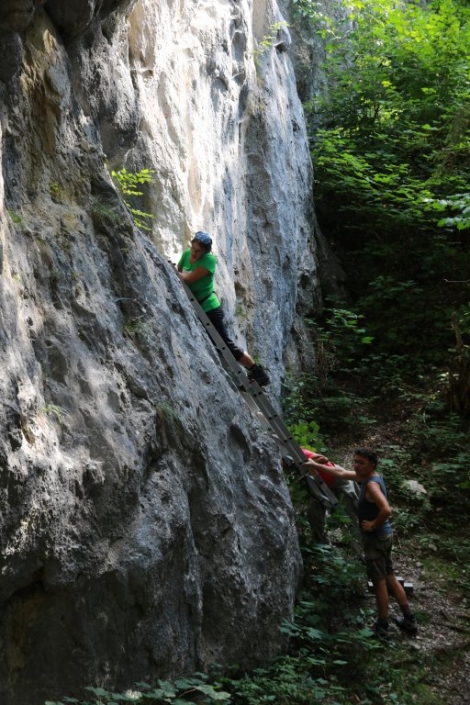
[7,209,22,224]
[39,403,66,422]
[254,21,289,67]
[122,315,150,345]
[111,167,155,232]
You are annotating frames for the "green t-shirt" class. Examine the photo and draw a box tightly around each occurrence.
[178,249,220,312]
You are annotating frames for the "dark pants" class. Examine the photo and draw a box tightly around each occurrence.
[206,306,244,361]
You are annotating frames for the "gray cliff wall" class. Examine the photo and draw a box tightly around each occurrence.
[0,1,317,702]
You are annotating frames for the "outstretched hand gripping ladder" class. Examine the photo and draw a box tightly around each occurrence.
[182,282,339,510]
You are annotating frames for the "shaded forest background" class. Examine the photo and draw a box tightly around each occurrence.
[287,0,470,481]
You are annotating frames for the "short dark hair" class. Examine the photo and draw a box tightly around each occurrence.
[354,448,378,467]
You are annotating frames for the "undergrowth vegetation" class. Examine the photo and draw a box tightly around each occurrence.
[295,0,470,409]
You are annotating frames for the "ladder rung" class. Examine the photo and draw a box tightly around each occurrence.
[183,281,340,511]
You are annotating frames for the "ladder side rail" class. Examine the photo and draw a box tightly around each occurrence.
[183,282,338,509]
[244,386,310,457]
[182,282,253,392]
[246,391,338,508]
[244,387,339,508]
[239,390,281,435]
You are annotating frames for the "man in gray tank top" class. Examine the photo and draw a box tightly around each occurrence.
[303,447,417,640]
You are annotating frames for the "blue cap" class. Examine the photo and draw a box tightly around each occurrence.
[193,231,212,248]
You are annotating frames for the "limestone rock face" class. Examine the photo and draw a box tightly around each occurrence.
[0,0,316,702]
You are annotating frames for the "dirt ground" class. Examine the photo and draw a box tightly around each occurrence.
[390,552,470,704]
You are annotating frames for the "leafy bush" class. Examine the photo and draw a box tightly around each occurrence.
[45,675,231,705]
[297,0,470,391]
[111,167,155,231]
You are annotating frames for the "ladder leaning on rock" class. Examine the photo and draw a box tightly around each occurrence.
[182,282,341,512]
[182,282,413,581]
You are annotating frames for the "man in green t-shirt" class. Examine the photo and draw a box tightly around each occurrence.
[178,231,270,387]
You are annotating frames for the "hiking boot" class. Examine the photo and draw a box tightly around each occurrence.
[248,364,270,387]
[395,615,418,636]
[371,621,390,641]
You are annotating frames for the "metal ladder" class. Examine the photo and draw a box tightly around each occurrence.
[182,282,340,511]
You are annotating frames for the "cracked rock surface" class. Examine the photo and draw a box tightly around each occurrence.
[0,0,320,702]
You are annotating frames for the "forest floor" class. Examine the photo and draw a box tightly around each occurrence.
[392,553,470,704]
[328,420,470,705]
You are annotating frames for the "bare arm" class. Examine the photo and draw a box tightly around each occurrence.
[302,458,357,481]
[178,266,210,284]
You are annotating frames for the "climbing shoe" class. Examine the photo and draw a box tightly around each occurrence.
[248,364,270,387]
[395,615,418,636]
[370,621,390,641]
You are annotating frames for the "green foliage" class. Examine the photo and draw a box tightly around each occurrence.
[254,22,289,66]
[39,403,67,423]
[243,546,437,705]
[50,181,63,201]
[8,209,22,224]
[285,374,375,439]
[288,420,323,452]
[425,193,470,230]
[122,316,150,344]
[112,167,155,231]
[313,306,373,378]
[49,675,232,705]
[283,305,378,439]
[296,0,470,381]
[417,537,470,586]
[217,547,433,705]
[399,407,470,514]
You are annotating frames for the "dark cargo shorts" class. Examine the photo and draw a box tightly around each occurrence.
[362,532,394,581]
